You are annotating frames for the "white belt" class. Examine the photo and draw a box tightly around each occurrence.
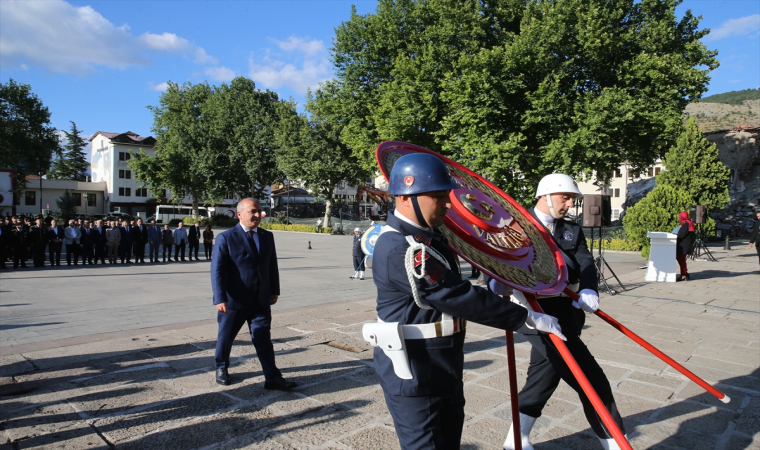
[379,314,466,339]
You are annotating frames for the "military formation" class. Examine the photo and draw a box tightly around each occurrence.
[0,215,208,269]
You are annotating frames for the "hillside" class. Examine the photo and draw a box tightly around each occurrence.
[684,99,760,132]
[700,88,760,105]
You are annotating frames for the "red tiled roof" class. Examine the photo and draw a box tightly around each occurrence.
[90,131,155,144]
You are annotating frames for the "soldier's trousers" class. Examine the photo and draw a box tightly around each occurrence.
[383,382,465,450]
[106,243,119,262]
[33,246,46,267]
[518,298,624,439]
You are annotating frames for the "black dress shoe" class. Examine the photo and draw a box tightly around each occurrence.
[264,377,297,391]
[216,368,231,386]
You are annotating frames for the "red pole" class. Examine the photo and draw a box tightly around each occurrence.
[524,293,632,450]
[505,331,522,450]
[563,288,730,403]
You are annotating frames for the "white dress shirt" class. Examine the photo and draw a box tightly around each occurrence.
[239,223,260,251]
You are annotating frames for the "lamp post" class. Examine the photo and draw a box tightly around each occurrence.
[38,170,43,216]
[84,192,88,217]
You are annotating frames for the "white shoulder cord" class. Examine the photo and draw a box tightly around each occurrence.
[403,235,450,310]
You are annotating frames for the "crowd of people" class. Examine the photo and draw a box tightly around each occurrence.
[0,215,215,269]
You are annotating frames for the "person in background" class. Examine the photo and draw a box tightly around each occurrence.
[161,224,174,262]
[174,221,188,261]
[105,220,121,264]
[96,220,108,264]
[80,220,98,265]
[351,227,365,280]
[11,221,30,269]
[316,217,323,233]
[30,217,49,268]
[188,220,202,261]
[147,219,162,263]
[133,218,148,263]
[47,219,64,266]
[119,219,133,263]
[750,209,760,269]
[203,224,214,260]
[676,211,695,282]
[64,219,81,265]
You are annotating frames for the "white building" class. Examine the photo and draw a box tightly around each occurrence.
[16,176,107,216]
[576,161,665,221]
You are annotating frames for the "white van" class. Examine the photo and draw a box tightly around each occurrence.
[155,205,209,223]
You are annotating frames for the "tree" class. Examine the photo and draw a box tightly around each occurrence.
[0,79,59,196]
[54,189,78,223]
[656,116,730,212]
[276,92,369,227]
[325,0,718,205]
[202,77,283,200]
[49,121,89,181]
[132,81,213,216]
[622,185,693,258]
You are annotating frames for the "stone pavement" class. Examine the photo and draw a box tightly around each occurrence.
[0,240,758,449]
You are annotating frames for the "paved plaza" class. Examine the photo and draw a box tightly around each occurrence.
[0,230,758,449]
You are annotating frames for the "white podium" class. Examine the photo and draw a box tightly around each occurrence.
[645,232,678,282]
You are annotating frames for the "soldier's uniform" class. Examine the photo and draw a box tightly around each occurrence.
[29,222,49,267]
[367,153,547,450]
[11,226,29,269]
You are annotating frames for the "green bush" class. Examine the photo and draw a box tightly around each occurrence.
[623,185,694,258]
[179,215,239,227]
[259,222,333,233]
[586,238,642,252]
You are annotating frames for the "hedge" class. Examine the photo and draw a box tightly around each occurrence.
[258,223,333,234]
[585,238,642,252]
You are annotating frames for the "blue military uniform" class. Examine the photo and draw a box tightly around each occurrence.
[373,211,528,449]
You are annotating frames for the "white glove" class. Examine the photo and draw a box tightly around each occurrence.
[574,289,599,313]
[525,310,566,341]
[488,278,514,297]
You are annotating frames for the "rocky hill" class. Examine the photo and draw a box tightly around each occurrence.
[685,99,760,132]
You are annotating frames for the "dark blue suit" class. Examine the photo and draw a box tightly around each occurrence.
[79,227,99,264]
[211,225,282,379]
[147,225,162,262]
[373,212,528,449]
[119,225,133,262]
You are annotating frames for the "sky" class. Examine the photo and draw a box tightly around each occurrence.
[1,0,758,145]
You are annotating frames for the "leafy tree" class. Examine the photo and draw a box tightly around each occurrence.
[656,116,730,211]
[49,121,89,181]
[54,189,79,223]
[132,81,213,216]
[0,79,58,196]
[276,92,369,227]
[700,88,760,105]
[622,185,693,258]
[325,0,718,205]
[202,77,283,200]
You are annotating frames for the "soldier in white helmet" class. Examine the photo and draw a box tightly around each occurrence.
[500,173,626,450]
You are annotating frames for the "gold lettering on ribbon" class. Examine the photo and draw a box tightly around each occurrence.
[472,224,524,250]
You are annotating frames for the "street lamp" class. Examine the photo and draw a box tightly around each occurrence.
[38,170,43,216]
[84,192,88,217]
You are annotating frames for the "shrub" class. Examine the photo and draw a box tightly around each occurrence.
[623,185,694,258]
[586,238,642,252]
[259,223,333,234]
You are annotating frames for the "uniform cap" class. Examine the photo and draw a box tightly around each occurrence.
[535,174,583,198]
[388,153,459,196]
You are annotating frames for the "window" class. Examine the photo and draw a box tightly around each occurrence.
[87,193,96,206]
[612,209,620,220]
[118,152,131,161]
[654,167,661,176]
[119,170,124,178]
[647,167,654,177]
[615,169,622,178]
[72,193,82,205]
[119,187,132,197]
[118,170,132,179]
[136,188,148,197]
[25,191,36,206]
[612,188,621,198]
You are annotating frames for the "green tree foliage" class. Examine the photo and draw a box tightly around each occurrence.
[656,116,730,211]
[49,121,89,181]
[54,189,79,223]
[325,0,717,205]
[0,79,59,195]
[132,81,213,216]
[700,88,760,105]
[276,91,369,227]
[622,185,694,258]
[202,77,284,200]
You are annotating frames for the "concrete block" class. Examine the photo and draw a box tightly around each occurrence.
[615,380,674,402]
[70,380,184,421]
[735,394,760,436]
[463,353,508,374]
[654,400,733,435]
[626,371,685,389]
[339,425,401,450]
[0,401,82,442]
[463,384,510,416]
[462,417,509,447]
[0,354,34,377]
[296,375,376,405]
[268,404,371,447]
[12,423,110,450]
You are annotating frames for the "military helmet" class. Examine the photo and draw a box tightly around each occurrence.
[535,173,583,198]
[388,153,459,196]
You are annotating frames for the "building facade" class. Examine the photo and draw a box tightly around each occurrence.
[16,176,107,216]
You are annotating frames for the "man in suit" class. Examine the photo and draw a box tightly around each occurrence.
[119,219,133,263]
[188,220,202,260]
[95,219,108,264]
[501,173,625,450]
[132,218,148,263]
[106,220,121,264]
[147,219,162,263]
[29,217,49,268]
[211,198,296,390]
[174,222,188,261]
[64,219,81,265]
[80,220,98,265]
[47,219,64,266]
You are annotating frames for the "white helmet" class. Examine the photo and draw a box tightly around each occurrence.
[535,174,583,198]
[354,227,361,232]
